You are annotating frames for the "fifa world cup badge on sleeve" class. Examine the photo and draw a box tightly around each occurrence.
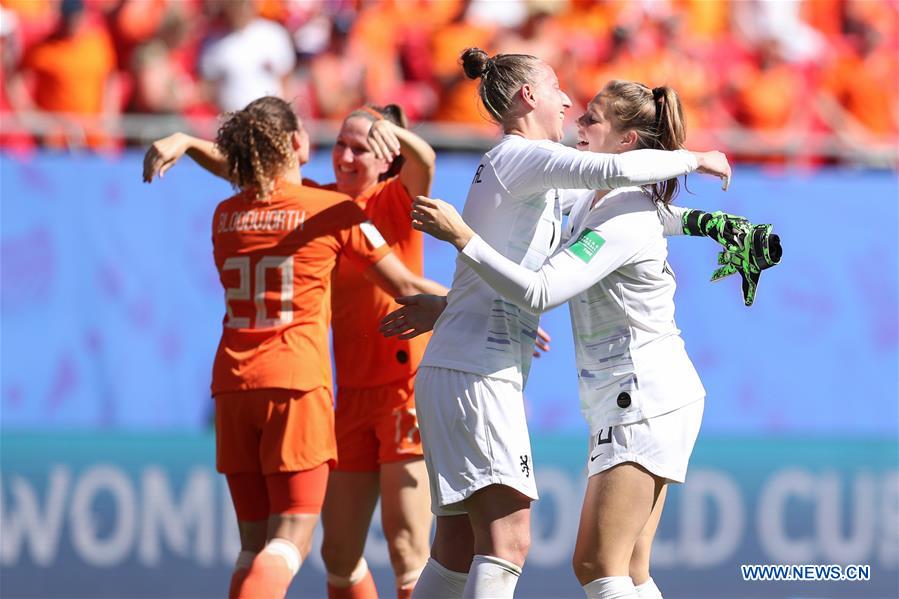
[569,230,605,264]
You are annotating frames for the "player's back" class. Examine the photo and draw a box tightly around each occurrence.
[211,182,386,395]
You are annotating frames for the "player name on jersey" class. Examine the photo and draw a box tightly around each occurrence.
[216,208,307,234]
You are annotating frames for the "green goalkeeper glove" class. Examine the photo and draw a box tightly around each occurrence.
[682,210,783,306]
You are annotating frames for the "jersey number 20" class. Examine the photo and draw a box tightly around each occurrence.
[222,256,293,329]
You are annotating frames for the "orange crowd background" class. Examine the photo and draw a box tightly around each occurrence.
[0,0,896,162]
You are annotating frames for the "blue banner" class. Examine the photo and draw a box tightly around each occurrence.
[1,152,897,435]
[1,433,896,598]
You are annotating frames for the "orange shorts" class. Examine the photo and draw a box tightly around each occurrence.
[215,387,336,475]
[334,376,423,472]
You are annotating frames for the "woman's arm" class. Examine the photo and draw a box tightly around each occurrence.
[142,132,229,183]
[367,120,436,197]
[379,294,448,339]
[364,253,448,298]
[412,196,650,313]
[508,142,730,195]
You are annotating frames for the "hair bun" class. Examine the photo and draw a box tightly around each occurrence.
[461,47,491,80]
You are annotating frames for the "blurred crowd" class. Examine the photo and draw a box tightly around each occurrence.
[0,0,896,161]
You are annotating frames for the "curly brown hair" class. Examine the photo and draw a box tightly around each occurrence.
[215,96,299,201]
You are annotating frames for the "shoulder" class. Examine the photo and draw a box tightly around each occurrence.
[358,177,396,202]
[587,189,661,232]
[215,190,249,212]
[292,183,352,203]
[377,176,410,200]
[487,136,571,187]
[305,188,367,224]
[605,187,656,212]
[489,135,566,159]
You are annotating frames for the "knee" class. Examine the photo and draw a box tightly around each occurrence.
[572,552,596,585]
[571,551,615,585]
[320,539,359,575]
[382,509,431,573]
[508,529,531,565]
[387,530,428,573]
[481,526,530,567]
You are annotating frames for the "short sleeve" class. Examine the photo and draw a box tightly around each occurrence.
[343,221,391,267]
[335,201,391,267]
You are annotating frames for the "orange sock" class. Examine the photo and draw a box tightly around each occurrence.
[238,540,300,599]
[229,569,249,599]
[228,550,256,599]
[327,559,378,599]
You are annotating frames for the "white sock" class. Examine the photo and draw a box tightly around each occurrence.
[233,549,256,572]
[327,558,369,588]
[634,577,662,599]
[462,554,522,599]
[583,576,638,599]
[263,538,301,576]
[411,557,468,599]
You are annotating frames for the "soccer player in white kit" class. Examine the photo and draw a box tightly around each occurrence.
[410,80,731,599]
[406,49,732,599]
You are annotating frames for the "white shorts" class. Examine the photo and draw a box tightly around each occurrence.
[415,366,539,516]
[586,398,704,483]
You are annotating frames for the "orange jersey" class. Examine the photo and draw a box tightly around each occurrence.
[323,177,431,388]
[210,181,391,395]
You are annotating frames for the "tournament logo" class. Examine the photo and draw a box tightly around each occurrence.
[569,230,606,263]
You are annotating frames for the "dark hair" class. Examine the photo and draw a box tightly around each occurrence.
[215,96,299,201]
[600,81,687,205]
[460,47,542,124]
[346,103,409,180]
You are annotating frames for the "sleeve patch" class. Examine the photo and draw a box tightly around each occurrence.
[568,229,605,263]
[360,221,387,249]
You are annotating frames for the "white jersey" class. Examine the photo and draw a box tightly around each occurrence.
[420,135,698,387]
[460,187,705,428]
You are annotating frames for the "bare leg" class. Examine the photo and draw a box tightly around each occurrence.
[430,514,475,573]
[572,463,665,585]
[380,458,433,592]
[237,520,267,553]
[411,515,473,599]
[463,484,532,567]
[320,470,381,576]
[629,484,667,586]
[461,484,532,598]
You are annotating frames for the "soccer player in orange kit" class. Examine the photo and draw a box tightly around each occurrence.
[144,96,441,599]
[316,104,439,599]
[144,102,547,599]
